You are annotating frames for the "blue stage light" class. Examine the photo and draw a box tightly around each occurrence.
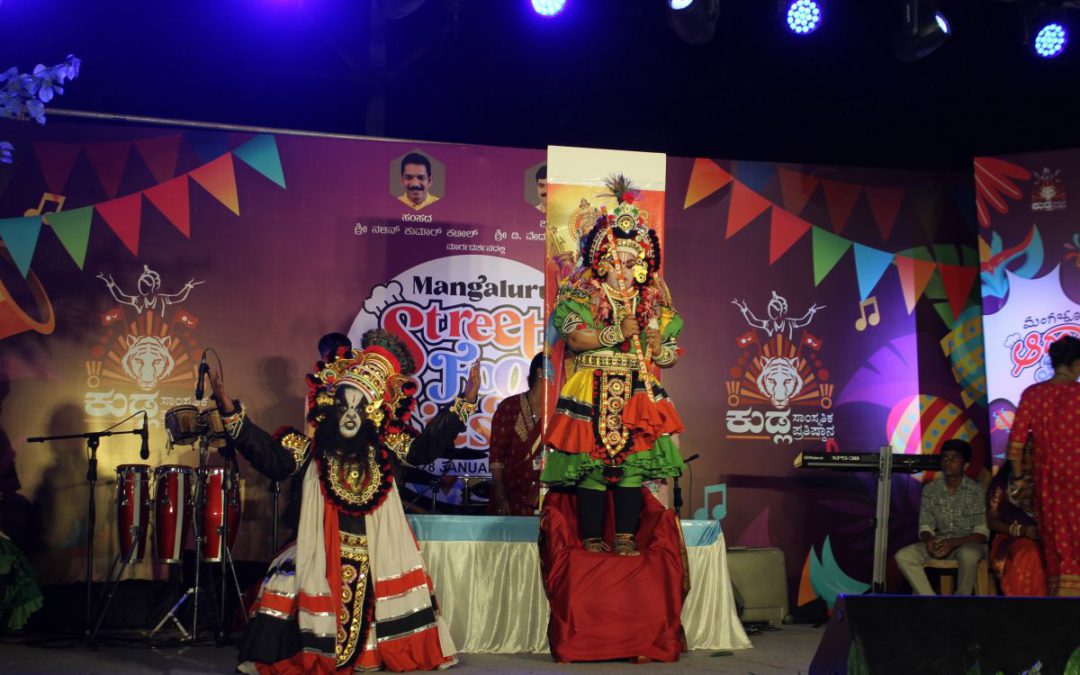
[1034,22,1068,58]
[669,0,694,9]
[934,12,950,35]
[531,0,566,17]
[786,0,822,35]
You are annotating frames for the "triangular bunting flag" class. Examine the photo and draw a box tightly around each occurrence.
[96,193,142,256]
[865,186,904,243]
[684,157,733,209]
[852,243,895,301]
[185,131,230,164]
[769,207,812,265]
[914,184,945,239]
[84,141,132,198]
[45,206,94,269]
[778,167,820,216]
[894,255,937,313]
[233,135,286,189]
[939,263,978,320]
[726,181,771,239]
[811,227,853,286]
[133,134,182,184]
[0,216,42,277]
[822,179,862,234]
[32,142,81,194]
[734,161,776,194]
[189,154,240,215]
[143,176,191,237]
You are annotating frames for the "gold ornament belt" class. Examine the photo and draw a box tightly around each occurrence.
[576,352,640,372]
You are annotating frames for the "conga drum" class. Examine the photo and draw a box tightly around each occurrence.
[153,465,194,564]
[198,407,227,449]
[115,464,151,563]
[197,467,242,562]
[164,405,201,447]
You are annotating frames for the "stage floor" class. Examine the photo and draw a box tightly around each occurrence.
[0,625,822,674]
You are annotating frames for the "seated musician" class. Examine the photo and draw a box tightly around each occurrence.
[987,439,1047,595]
[895,439,988,595]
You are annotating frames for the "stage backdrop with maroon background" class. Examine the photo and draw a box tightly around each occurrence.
[0,118,985,608]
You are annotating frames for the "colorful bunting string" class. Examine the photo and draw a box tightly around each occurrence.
[0,134,284,276]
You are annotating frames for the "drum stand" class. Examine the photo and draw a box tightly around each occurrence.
[147,435,246,643]
[88,523,144,642]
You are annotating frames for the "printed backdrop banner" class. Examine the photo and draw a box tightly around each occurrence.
[974,152,1080,463]
[0,119,983,605]
[0,119,545,582]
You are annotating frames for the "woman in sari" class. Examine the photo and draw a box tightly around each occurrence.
[1006,335,1080,596]
[987,442,1047,595]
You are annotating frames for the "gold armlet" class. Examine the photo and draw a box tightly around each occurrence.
[654,346,677,366]
[279,431,311,473]
[598,324,624,347]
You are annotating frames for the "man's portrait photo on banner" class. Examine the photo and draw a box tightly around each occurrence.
[390,149,444,211]
[525,162,547,214]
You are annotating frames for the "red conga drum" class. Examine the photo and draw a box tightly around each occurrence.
[115,464,151,563]
[197,467,242,562]
[153,464,194,564]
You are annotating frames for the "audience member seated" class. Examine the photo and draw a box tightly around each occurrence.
[895,439,988,595]
[987,440,1048,596]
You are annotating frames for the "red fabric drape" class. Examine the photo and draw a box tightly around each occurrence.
[539,490,687,663]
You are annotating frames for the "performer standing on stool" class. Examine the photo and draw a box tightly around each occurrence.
[210,329,479,673]
[542,175,685,555]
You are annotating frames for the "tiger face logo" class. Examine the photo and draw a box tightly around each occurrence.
[121,335,176,390]
[757,356,803,409]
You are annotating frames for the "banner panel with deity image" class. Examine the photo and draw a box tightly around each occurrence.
[542,146,673,501]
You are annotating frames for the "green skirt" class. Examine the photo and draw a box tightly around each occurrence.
[541,434,685,487]
[0,536,43,632]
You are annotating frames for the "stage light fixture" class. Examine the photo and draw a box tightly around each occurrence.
[1034,21,1068,57]
[531,0,566,17]
[893,1,951,62]
[667,0,720,44]
[786,0,822,35]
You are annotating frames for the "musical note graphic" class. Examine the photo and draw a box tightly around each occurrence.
[854,296,881,332]
[23,192,66,220]
[693,483,727,521]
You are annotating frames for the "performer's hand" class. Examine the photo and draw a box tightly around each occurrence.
[209,368,233,412]
[1023,525,1039,540]
[620,315,640,340]
[645,328,662,355]
[463,360,481,403]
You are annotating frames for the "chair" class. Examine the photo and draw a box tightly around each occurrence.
[923,557,994,595]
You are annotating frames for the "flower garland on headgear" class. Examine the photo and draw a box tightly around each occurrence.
[306,329,420,444]
[579,174,664,326]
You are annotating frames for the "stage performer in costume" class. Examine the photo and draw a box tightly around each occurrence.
[538,176,688,663]
[210,329,479,673]
[1006,334,1080,597]
[541,176,685,555]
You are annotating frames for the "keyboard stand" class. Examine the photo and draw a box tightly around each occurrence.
[871,444,893,593]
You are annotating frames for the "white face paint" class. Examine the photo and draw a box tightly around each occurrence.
[338,388,365,439]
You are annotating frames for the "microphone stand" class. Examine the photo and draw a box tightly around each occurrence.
[26,423,144,639]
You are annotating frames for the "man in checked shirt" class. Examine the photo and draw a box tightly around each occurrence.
[895,439,989,595]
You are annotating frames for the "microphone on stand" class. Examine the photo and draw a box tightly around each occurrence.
[194,351,209,401]
[139,411,150,461]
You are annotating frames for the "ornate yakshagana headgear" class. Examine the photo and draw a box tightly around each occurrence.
[307,330,418,430]
[583,174,661,285]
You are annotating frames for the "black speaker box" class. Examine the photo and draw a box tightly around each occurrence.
[810,595,1080,674]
